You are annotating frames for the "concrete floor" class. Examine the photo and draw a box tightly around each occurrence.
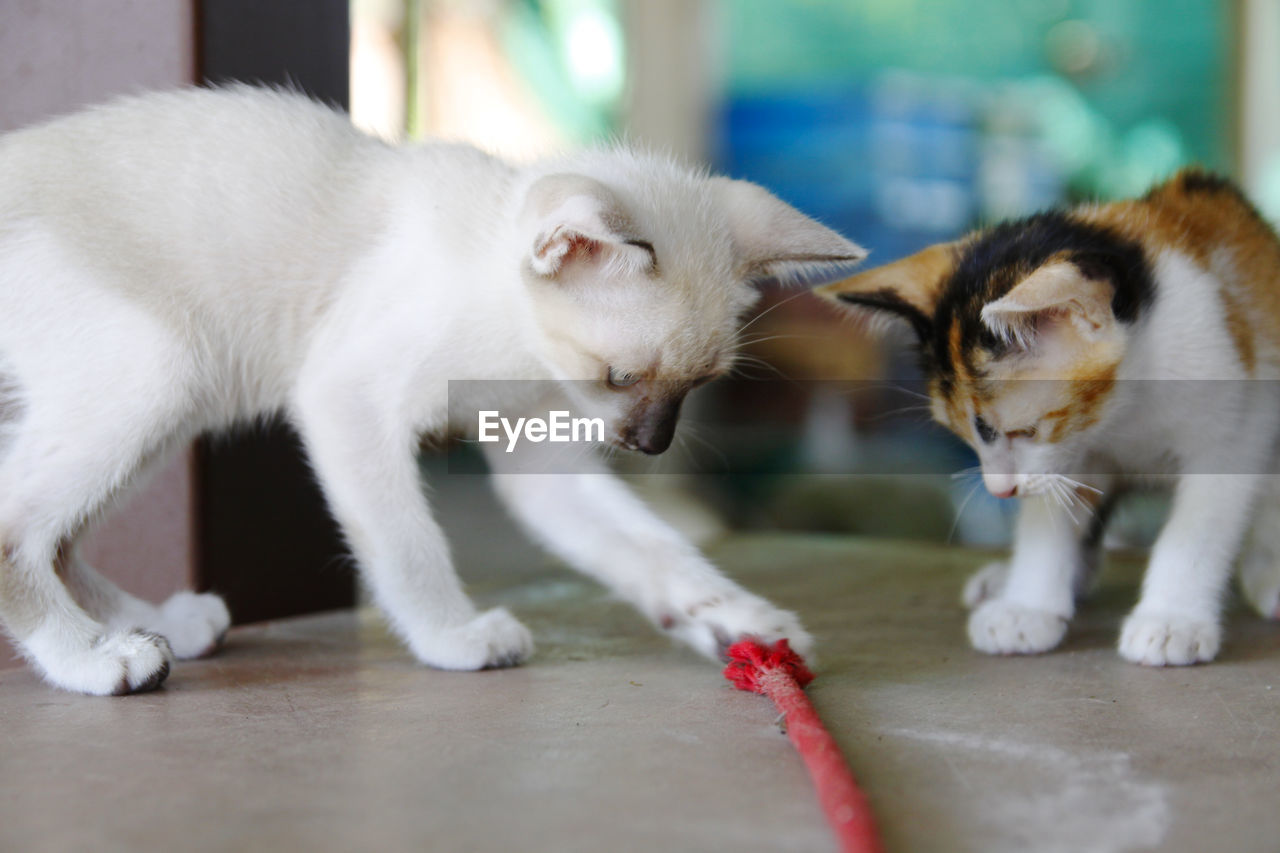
[2,533,1279,852]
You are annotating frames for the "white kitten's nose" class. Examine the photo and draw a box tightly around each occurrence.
[983,472,1018,499]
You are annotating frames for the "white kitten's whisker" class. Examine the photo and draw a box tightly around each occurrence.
[733,289,810,338]
[675,422,729,470]
[735,333,815,348]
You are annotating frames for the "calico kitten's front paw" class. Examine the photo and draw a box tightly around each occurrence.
[35,630,174,696]
[1240,554,1280,620]
[413,608,533,671]
[962,561,1009,609]
[1118,611,1219,666]
[658,592,814,663]
[153,592,231,659]
[968,600,1067,655]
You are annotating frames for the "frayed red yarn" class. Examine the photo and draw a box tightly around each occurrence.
[723,639,883,853]
[723,638,814,693]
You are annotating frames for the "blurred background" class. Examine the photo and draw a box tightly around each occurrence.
[349,0,1280,550]
[1,1,1278,635]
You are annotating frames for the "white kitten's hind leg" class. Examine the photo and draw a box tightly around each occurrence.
[61,549,230,659]
[0,230,191,693]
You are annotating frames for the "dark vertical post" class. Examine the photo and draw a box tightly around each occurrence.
[195,0,356,622]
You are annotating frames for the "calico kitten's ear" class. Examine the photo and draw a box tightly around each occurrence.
[709,178,867,287]
[815,242,958,341]
[523,174,657,278]
[981,261,1115,346]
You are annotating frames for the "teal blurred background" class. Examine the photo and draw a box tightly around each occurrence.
[353,0,1279,546]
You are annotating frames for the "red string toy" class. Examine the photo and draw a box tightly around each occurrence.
[723,639,884,853]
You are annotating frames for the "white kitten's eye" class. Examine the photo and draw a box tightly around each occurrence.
[1007,426,1038,440]
[606,367,640,388]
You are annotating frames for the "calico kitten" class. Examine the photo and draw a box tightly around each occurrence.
[0,86,866,695]
[819,169,1280,666]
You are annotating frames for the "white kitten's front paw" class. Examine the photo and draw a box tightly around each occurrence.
[962,561,1009,609]
[36,630,174,696]
[153,592,231,659]
[968,600,1067,656]
[1118,611,1219,666]
[412,608,533,671]
[658,591,814,663]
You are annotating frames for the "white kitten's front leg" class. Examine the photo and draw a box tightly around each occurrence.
[293,379,531,670]
[1119,474,1261,666]
[484,444,811,660]
[967,494,1090,656]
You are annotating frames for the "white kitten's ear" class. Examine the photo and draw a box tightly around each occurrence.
[710,178,867,287]
[982,261,1115,347]
[523,174,656,279]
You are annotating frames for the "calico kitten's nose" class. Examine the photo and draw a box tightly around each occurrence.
[983,472,1019,499]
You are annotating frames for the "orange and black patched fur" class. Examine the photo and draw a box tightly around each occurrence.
[819,169,1280,667]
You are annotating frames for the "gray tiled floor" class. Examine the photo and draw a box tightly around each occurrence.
[2,534,1278,852]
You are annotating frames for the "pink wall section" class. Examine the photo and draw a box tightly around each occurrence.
[0,0,195,132]
[0,0,197,668]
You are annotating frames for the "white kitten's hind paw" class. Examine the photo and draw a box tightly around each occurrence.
[968,600,1067,656]
[36,630,173,696]
[153,592,231,659]
[413,608,533,671]
[659,592,814,663]
[1118,611,1219,666]
[962,561,1009,609]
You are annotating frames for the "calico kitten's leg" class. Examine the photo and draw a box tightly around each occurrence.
[1119,474,1264,665]
[963,489,1114,609]
[59,542,230,659]
[1238,480,1280,620]
[483,443,812,660]
[292,378,532,670]
[967,494,1095,655]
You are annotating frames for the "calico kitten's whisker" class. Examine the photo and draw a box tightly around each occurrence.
[1044,477,1081,526]
[1060,475,1102,496]
[947,480,983,544]
[863,404,933,424]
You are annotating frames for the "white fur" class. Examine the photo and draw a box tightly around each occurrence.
[0,87,862,694]
[965,248,1280,665]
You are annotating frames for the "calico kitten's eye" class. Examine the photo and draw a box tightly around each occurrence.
[974,415,998,444]
[606,367,640,388]
[1007,426,1037,440]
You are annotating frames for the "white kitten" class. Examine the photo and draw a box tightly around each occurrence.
[0,86,865,695]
